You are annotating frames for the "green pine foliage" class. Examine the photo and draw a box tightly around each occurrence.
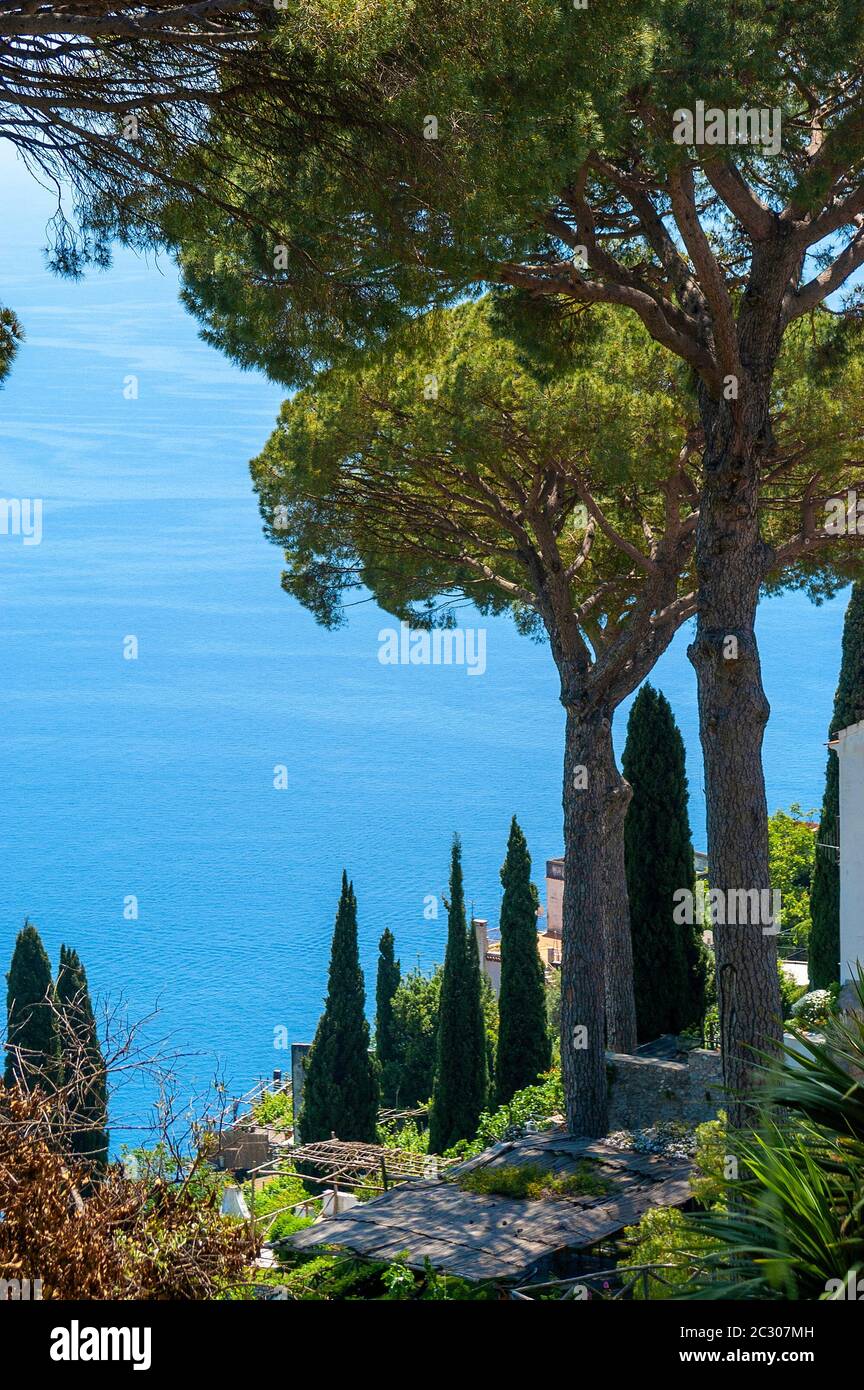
[4,921,61,1090]
[375,928,401,1106]
[811,583,864,988]
[0,307,22,386]
[429,838,487,1153]
[623,685,707,1042]
[55,946,109,1167]
[495,817,551,1104]
[298,873,379,1143]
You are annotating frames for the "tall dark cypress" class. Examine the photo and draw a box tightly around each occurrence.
[811,583,864,988]
[623,685,706,1042]
[298,872,379,1143]
[55,946,109,1167]
[495,817,551,1104]
[4,921,60,1090]
[429,837,487,1153]
[375,928,401,1106]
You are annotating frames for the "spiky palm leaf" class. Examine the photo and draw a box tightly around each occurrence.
[681,969,864,1300]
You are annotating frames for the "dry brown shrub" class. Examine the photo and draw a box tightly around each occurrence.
[0,1084,256,1300]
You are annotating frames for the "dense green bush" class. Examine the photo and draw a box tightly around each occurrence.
[621,1207,720,1300]
[443,1071,564,1161]
[689,1113,728,1209]
[386,968,442,1109]
[617,1109,726,1298]
[778,963,807,1018]
[789,986,839,1030]
[377,1118,429,1153]
[768,805,816,949]
[251,1089,293,1133]
[545,971,561,1063]
[242,1170,315,1244]
[274,1250,494,1300]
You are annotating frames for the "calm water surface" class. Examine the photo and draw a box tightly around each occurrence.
[0,150,847,1144]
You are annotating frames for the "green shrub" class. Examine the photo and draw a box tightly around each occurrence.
[444,1070,564,1161]
[276,1253,389,1300]
[701,1005,720,1049]
[242,1169,316,1243]
[768,805,816,949]
[621,1207,720,1299]
[274,1250,493,1300]
[252,1088,293,1132]
[778,964,807,1019]
[690,1112,727,1209]
[545,971,561,1044]
[377,1118,429,1153]
[386,968,441,1109]
[789,985,839,1029]
[120,1142,228,1203]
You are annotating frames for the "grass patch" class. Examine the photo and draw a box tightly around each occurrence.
[457,1160,610,1201]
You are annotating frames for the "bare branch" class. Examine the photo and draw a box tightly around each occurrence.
[702,159,775,241]
[783,220,864,322]
[667,161,740,378]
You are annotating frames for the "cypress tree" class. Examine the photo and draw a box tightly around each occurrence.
[4,921,60,1090]
[375,928,401,1106]
[56,946,109,1167]
[811,583,864,988]
[298,872,379,1143]
[429,837,487,1153]
[623,685,706,1042]
[495,817,551,1104]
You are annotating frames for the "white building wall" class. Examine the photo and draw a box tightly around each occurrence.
[545,859,564,937]
[831,719,864,984]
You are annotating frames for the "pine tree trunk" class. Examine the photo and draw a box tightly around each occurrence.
[688,390,782,1129]
[560,704,637,1137]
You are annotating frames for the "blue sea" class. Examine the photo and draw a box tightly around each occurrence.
[0,149,848,1147]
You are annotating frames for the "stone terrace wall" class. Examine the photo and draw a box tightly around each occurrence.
[606,1049,723,1130]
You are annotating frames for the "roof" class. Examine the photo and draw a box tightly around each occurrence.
[537,930,562,956]
[830,718,864,746]
[285,1132,692,1283]
[285,1138,458,1188]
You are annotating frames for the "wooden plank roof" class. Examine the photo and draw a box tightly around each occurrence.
[283,1132,693,1283]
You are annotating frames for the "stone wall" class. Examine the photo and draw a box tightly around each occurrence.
[606,1048,723,1130]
